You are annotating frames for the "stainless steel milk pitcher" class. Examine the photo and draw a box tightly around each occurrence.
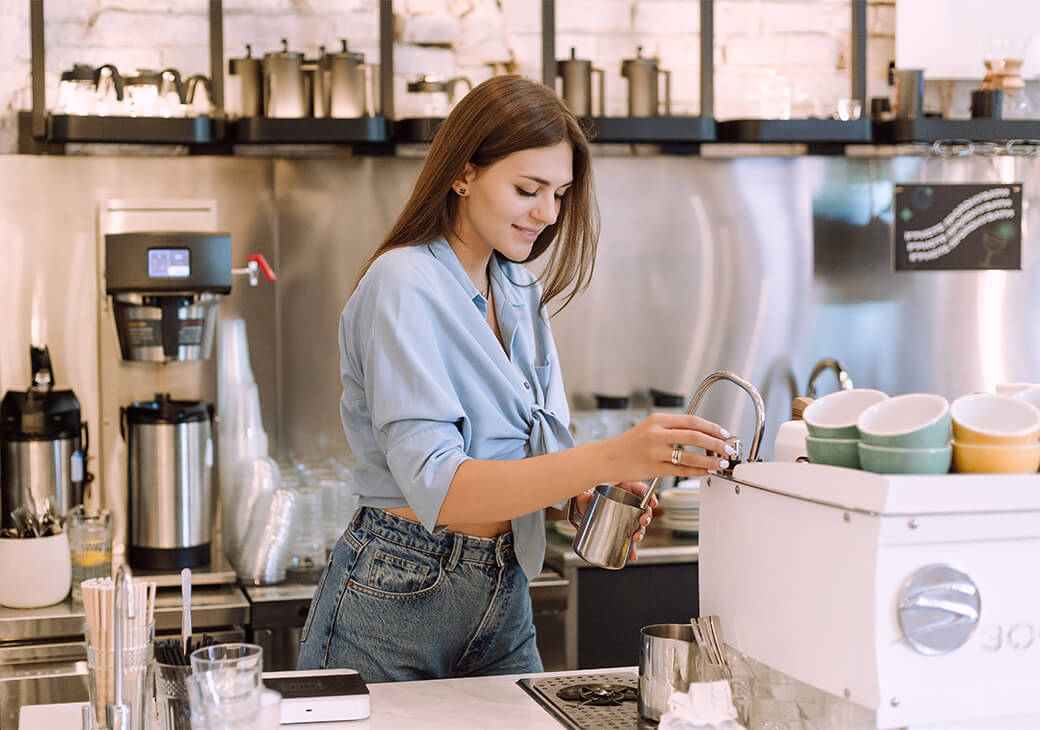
[621,46,671,117]
[568,484,644,570]
[556,47,604,117]
[570,370,766,569]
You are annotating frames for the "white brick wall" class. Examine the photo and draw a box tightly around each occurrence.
[0,0,898,152]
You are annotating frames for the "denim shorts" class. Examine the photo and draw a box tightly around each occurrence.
[297,507,542,682]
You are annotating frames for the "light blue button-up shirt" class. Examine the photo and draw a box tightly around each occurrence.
[338,237,574,580]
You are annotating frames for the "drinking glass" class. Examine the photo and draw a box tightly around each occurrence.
[67,507,113,604]
[84,620,154,730]
[186,668,262,730]
[154,661,192,730]
[189,643,264,729]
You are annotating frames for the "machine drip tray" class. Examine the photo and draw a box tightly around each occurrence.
[129,550,237,587]
[518,672,654,730]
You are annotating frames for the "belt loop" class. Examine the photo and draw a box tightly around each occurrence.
[444,532,463,572]
[494,534,508,568]
[350,506,365,532]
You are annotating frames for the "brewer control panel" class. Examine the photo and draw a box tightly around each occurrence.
[105,232,231,294]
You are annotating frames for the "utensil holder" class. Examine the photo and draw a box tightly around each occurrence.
[0,532,71,608]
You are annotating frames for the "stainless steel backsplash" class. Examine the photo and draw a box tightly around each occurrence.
[1,151,1036,539]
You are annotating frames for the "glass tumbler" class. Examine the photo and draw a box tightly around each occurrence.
[154,661,193,730]
[84,620,154,730]
[68,508,113,604]
[188,644,264,730]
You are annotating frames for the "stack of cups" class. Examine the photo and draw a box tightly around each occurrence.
[236,489,298,585]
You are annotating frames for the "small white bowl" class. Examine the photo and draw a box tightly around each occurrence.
[0,532,71,608]
[1012,387,1040,413]
[996,383,1040,396]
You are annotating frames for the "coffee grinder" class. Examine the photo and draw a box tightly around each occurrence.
[104,231,274,570]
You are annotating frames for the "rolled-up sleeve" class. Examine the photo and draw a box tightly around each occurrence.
[355,269,472,532]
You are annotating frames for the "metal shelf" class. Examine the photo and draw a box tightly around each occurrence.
[20,0,885,154]
[231,116,390,144]
[586,116,716,144]
[874,118,1040,144]
[392,117,444,144]
[44,113,217,144]
[716,119,872,144]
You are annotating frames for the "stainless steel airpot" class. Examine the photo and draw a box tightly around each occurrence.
[569,371,766,569]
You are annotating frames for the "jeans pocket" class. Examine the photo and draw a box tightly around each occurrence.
[348,537,445,601]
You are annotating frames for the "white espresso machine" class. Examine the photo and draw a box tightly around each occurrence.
[700,460,1040,729]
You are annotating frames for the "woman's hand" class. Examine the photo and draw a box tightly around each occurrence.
[599,413,735,483]
[572,481,658,563]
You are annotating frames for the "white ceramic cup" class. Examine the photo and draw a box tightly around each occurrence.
[0,532,72,608]
[995,382,1040,396]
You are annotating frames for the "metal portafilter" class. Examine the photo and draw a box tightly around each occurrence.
[570,371,766,569]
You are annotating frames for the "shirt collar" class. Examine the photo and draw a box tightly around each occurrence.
[426,237,524,309]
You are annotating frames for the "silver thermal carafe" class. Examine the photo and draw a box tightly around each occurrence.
[262,39,307,118]
[229,44,264,117]
[0,346,86,527]
[621,46,671,117]
[123,394,213,570]
[556,47,604,117]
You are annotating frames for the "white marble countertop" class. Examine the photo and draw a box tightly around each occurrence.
[20,666,627,729]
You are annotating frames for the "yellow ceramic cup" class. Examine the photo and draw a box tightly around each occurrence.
[952,440,1040,474]
[951,393,1040,446]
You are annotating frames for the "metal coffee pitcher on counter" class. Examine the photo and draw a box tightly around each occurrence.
[229,44,263,117]
[324,39,378,118]
[406,75,473,116]
[621,46,671,117]
[569,371,765,569]
[184,74,213,116]
[263,39,307,118]
[556,47,604,117]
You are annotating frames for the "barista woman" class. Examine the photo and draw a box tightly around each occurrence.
[297,75,734,682]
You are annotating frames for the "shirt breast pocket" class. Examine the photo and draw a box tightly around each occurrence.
[533,361,553,396]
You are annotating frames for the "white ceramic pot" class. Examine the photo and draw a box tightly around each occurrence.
[0,532,71,608]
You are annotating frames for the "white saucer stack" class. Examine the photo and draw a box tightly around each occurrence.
[659,479,701,535]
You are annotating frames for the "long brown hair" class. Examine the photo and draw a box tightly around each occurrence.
[360,74,599,314]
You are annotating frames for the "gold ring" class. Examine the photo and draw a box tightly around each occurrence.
[670,447,682,466]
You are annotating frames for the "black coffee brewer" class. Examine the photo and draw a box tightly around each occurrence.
[106,231,230,570]
[0,346,88,527]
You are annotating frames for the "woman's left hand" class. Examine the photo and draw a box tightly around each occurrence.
[573,481,656,563]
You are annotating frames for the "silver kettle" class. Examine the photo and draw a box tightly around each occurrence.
[556,47,604,117]
[228,44,263,117]
[262,39,307,118]
[406,75,472,116]
[324,39,378,118]
[620,46,671,117]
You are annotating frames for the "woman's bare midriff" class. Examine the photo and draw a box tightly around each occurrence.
[383,506,511,539]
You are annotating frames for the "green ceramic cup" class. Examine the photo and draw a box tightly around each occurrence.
[803,389,888,439]
[856,393,951,449]
[858,442,952,474]
[805,435,861,469]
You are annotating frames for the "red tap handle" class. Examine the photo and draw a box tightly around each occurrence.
[247,254,277,281]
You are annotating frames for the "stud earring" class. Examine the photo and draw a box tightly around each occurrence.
[457,187,467,196]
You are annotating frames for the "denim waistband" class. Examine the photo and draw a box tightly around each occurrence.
[351,507,514,569]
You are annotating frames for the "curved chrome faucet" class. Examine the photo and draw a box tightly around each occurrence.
[806,357,854,399]
[639,370,766,510]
